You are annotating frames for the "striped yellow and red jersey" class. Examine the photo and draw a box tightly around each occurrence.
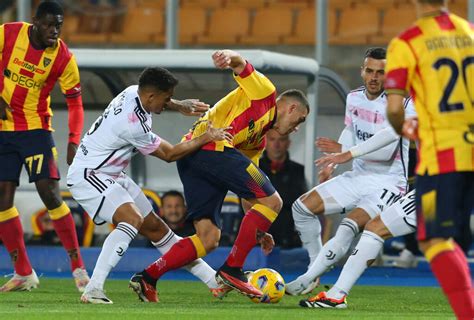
[0,22,81,132]
[385,11,474,175]
[183,62,276,165]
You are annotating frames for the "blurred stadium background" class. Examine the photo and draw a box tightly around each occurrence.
[0,0,473,290]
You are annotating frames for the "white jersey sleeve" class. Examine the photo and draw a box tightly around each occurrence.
[124,119,162,155]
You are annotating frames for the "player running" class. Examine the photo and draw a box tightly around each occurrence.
[0,1,88,292]
[286,47,416,296]
[385,1,474,318]
[129,49,309,301]
[67,67,232,304]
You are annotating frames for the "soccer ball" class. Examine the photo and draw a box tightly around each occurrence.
[248,268,285,303]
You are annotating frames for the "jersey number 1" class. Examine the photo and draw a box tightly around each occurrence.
[433,56,474,112]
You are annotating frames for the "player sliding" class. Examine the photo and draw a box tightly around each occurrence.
[67,67,233,304]
[286,47,416,297]
[129,49,309,302]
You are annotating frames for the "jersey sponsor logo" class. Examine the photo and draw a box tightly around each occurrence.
[4,68,44,90]
[12,57,46,74]
[355,124,374,141]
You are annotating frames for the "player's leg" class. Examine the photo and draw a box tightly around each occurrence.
[130,153,226,302]
[35,178,88,291]
[300,190,417,308]
[23,130,86,291]
[288,207,371,295]
[0,132,38,292]
[416,173,474,319]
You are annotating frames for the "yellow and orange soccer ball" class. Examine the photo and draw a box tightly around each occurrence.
[247,268,285,304]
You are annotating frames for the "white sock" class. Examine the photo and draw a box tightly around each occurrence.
[292,198,323,265]
[300,218,359,283]
[88,222,137,291]
[152,229,218,288]
[328,230,384,298]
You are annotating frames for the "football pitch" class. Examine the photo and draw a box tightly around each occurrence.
[0,279,453,320]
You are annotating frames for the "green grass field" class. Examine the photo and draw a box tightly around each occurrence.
[0,279,454,320]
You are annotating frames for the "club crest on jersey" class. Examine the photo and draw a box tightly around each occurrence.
[43,57,51,67]
[464,125,474,144]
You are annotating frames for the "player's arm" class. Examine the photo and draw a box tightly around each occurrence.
[213,50,276,100]
[150,122,233,162]
[166,99,210,117]
[385,37,416,135]
[0,25,6,120]
[58,56,84,165]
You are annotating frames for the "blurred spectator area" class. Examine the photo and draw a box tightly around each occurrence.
[52,0,469,47]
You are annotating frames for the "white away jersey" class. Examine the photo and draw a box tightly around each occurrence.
[67,85,161,181]
[344,87,416,189]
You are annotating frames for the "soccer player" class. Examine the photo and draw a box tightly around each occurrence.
[0,1,89,292]
[286,47,416,296]
[68,67,232,304]
[129,49,309,301]
[299,125,418,308]
[384,1,474,318]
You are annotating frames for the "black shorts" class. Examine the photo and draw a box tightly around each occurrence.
[416,172,474,241]
[177,148,276,228]
[0,129,60,185]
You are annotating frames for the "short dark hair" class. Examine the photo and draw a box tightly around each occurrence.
[161,190,185,205]
[138,67,178,92]
[278,89,310,113]
[35,1,64,18]
[365,47,386,60]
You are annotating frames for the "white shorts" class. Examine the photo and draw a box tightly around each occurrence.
[68,169,152,225]
[315,171,404,218]
[380,189,417,237]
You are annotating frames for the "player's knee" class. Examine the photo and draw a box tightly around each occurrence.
[36,181,62,209]
[0,182,16,210]
[364,218,381,234]
[125,214,144,230]
[364,217,390,239]
[294,191,323,216]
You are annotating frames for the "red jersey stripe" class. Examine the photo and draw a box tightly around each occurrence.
[436,148,456,174]
[0,23,23,93]
[239,61,254,79]
[230,92,276,136]
[11,85,28,130]
[398,25,423,42]
[434,13,456,31]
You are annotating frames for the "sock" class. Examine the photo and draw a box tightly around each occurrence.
[292,199,322,265]
[146,234,206,282]
[225,204,277,268]
[426,240,473,320]
[152,230,217,288]
[49,202,84,271]
[328,230,384,298]
[300,218,359,284]
[0,209,32,276]
[88,222,137,290]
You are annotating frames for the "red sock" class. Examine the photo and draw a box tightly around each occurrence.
[145,237,198,280]
[225,207,273,268]
[0,216,33,276]
[52,214,84,271]
[430,244,473,320]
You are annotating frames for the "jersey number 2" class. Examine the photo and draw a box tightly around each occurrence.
[433,56,474,112]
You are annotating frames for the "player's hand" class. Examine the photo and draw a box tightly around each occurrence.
[0,97,10,120]
[315,151,353,168]
[212,50,234,69]
[315,137,342,153]
[205,121,233,143]
[318,163,335,183]
[67,142,78,165]
[177,99,210,117]
[402,117,418,141]
[256,230,274,256]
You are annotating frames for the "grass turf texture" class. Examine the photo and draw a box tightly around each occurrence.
[0,279,453,320]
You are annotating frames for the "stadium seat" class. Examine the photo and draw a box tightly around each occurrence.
[224,0,267,9]
[61,14,80,42]
[198,8,250,45]
[179,8,208,45]
[135,0,166,9]
[244,8,293,45]
[67,8,112,45]
[266,0,311,9]
[284,7,338,45]
[449,0,468,18]
[330,4,381,45]
[181,0,224,9]
[371,5,417,44]
[110,7,165,45]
